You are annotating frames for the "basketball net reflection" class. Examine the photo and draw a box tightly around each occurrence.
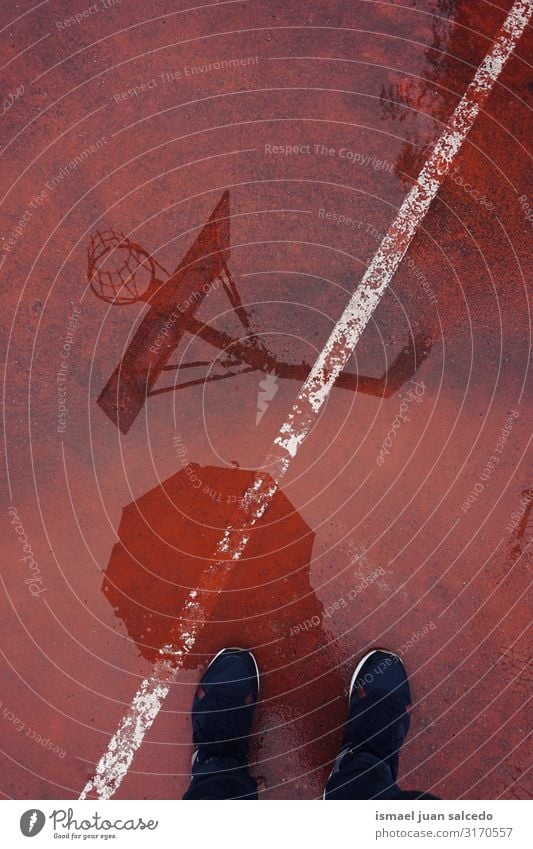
[89,190,431,434]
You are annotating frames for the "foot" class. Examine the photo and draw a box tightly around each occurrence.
[191,648,259,766]
[332,649,412,783]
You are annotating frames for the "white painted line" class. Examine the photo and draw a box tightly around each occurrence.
[80,0,532,799]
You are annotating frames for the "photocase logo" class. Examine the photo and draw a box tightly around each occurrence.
[20,809,46,837]
[256,370,278,425]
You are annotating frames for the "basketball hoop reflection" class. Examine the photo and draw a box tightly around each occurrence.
[89,190,431,433]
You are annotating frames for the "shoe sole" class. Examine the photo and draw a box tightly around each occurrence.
[205,646,260,695]
[349,648,402,701]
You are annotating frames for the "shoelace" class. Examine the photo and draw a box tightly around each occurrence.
[194,687,250,759]
[346,690,408,759]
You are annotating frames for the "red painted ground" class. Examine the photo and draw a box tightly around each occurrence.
[1,0,531,800]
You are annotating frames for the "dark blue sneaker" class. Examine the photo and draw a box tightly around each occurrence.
[326,649,411,793]
[191,647,259,767]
